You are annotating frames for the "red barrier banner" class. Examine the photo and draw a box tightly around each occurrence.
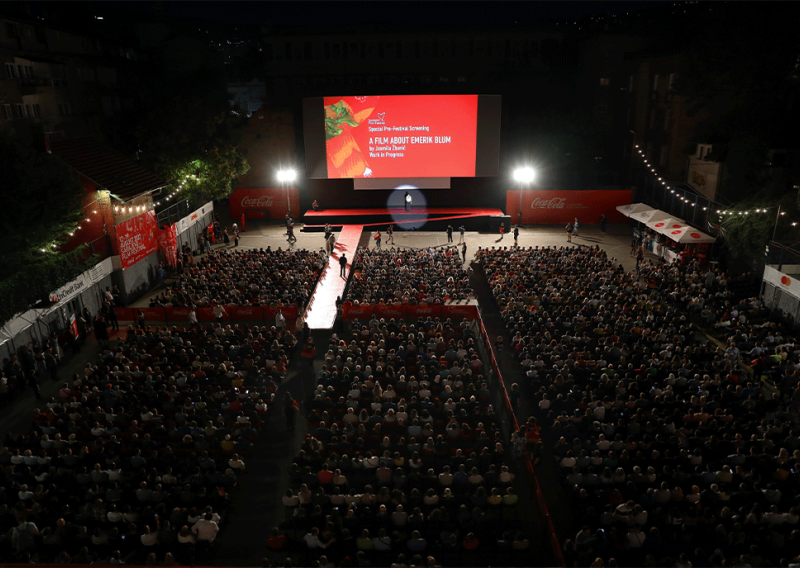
[407,304,442,319]
[506,189,633,225]
[343,303,374,321]
[263,306,297,322]
[165,307,191,322]
[230,306,265,321]
[196,307,219,322]
[116,210,158,269]
[137,307,167,322]
[441,304,477,318]
[375,304,407,319]
[229,187,300,220]
[115,308,135,322]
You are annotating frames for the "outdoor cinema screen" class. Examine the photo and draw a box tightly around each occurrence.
[303,95,501,181]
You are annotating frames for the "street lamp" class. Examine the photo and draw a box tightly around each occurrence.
[276,169,297,214]
[513,167,536,226]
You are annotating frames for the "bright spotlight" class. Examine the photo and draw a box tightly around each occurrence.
[513,167,536,183]
[277,169,297,182]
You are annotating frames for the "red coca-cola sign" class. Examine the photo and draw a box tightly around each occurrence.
[530,197,566,209]
[229,187,300,220]
[507,189,632,225]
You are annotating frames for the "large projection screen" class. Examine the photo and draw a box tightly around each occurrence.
[303,95,501,185]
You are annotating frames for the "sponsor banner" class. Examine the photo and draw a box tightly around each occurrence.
[156,223,178,268]
[89,258,113,283]
[230,306,265,321]
[165,307,192,322]
[407,304,442,319]
[506,190,633,225]
[764,266,800,299]
[196,307,220,322]
[375,304,407,319]
[138,307,167,322]
[441,304,477,319]
[49,274,89,304]
[69,314,79,339]
[264,306,297,321]
[115,308,135,322]
[229,188,300,220]
[342,303,373,320]
[117,210,158,269]
[177,201,214,235]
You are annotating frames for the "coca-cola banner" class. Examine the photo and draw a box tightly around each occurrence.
[230,306,265,321]
[506,190,633,225]
[342,303,374,321]
[407,304,442,319]
[441,304,477,319]
[229,187,300,220]
[375,304,407,320]
[156,223,178,269]
[116,210,158,269]
[165,307,192,322]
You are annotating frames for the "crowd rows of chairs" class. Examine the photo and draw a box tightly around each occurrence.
[270,317,533,567]
[481,245,800,567]
[347,248,473,305]
[155,248,326,309]
[0,320,299,565]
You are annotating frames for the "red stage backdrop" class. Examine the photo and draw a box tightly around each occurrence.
[229,187,300,220]
[156,223,178,268]
[323,95,478,179]
[117,210,158,269]
[506,190,633,225]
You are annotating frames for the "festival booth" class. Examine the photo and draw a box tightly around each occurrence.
[616,202,655,218]
[629,207,672,225]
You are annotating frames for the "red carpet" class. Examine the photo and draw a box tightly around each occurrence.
[304,225,363,330]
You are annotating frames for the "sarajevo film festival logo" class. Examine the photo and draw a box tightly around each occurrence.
[369,112,385,125]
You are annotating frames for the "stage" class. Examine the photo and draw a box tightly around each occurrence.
[302,207,509,232]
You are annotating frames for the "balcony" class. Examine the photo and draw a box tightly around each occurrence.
[19,76,51,95]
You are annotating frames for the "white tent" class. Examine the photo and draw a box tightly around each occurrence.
[629,208,673,224]
[646,217,687,235]
[616,203,654,217]
[664,225,716,243]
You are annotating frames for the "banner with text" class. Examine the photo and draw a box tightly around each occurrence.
[117,210,158,269]
[229,187,300,220]
[323,95,478,179]
[156,223,178,269]
[506,189,633,225]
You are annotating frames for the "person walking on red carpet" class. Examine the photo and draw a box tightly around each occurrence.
[387,224,394,245]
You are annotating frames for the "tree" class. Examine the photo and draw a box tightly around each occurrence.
[136,96,250,205]
[0,132,89,326]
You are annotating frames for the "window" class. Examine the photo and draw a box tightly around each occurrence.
[58,102,71,116]
[2,104,11,119]
[664,109,672,131]
[25,104,31,117]
[32,103,40,118]
[4,63,15,78]
[457,76,466,83]
[652,74,659,91]
[629,75,634,93]
[599,77,610,86]
[439,76,449,83]
[13,104,23,118]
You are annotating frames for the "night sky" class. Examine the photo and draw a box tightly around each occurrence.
[89,1,669,28]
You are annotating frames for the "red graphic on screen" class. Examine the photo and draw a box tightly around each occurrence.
[782,276,791,286]
[323,95,478,179]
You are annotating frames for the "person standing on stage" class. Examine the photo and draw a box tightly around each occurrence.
[404,191,411,212]
[446,225,453,243]
[458,225,465,243]
[513,226,520,245]
[374,230,381,249]
[573,217,580,238]
[387,224,394,245]
[600,214,607,234]
[339,253,348,278]
[461,242,467,263]
[499,222,505,240]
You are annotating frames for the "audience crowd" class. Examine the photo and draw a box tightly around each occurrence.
[0,320,299,564]
[347,248,473,306]
[269,316,531,567]
[481,244,800,567]
[149,248,326,311]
